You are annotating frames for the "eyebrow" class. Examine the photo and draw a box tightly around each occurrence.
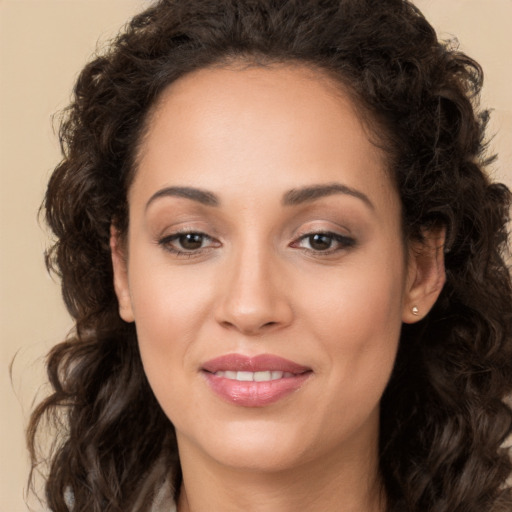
[145,186,220,210]
[145,182,374,211]
[282,183,374,210]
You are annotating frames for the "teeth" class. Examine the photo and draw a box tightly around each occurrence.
[214,370,293,381]
[254,371,272,382]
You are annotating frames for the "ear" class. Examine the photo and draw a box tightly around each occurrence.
[402,226,446,324]
[110,225,135,323]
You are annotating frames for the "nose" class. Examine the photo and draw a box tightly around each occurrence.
[214,244,294,336]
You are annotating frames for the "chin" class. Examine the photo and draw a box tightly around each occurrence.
[177,418,315,473]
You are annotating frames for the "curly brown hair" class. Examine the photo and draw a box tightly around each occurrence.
[28,0,512,511]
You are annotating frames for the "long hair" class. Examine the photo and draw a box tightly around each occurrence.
[28,1,512,510]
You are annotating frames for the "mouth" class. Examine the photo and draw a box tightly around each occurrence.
[211,370,297,381]
[201,353,312,407]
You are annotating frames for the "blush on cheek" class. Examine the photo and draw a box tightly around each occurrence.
[312,279,402,399]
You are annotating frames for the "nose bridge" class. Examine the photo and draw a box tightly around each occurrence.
[216,234,292,334]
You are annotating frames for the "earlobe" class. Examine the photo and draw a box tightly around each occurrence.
[110,225,135,323]
[402,227,446,324]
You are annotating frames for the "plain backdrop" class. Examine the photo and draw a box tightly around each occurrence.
[1,1,511,510]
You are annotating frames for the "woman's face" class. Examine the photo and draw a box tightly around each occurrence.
[113,65,429,474]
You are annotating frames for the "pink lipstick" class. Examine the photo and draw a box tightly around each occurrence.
[201,354,312,407]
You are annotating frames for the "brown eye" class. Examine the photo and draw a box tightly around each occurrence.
[308,233,333,251]
[158,231,220,255]
[291,231,356,254]
[178,233,204,250]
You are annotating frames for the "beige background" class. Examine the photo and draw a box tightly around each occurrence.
[1,1,511,510]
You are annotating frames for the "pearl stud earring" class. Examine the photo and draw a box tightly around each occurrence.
[412,306,419,316]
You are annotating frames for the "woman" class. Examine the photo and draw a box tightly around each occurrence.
[29,0,512,511]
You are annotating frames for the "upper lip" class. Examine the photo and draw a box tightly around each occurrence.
[202,354,311,374]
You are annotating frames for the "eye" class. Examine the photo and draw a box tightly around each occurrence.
[175,233,206,250]
[291,232,356,253]
[158,231,220,255]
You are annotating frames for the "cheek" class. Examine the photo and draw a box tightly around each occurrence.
[301,253,405,339]
[128,271,213,428]
[126,255,217,392]
[129,256,214,335]
[298,254,405,405]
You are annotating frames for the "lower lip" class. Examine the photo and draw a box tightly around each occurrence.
[202,372,312,407]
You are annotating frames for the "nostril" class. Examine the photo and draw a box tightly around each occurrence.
[219,319,281,335]
[214,283,294,334]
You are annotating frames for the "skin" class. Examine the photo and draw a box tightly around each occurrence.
[111,64,445,512]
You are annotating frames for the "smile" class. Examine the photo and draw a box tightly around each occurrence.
[213,370,295,381]
[202,354,312,407]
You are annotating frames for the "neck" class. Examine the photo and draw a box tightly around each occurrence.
[176,435,386,512]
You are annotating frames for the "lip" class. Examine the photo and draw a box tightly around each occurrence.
[201,353,312,407]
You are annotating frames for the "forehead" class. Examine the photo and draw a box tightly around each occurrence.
[132,64,398,214]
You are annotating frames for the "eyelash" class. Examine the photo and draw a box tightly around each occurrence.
[291,232,356,254]
[157,230,356,257]
[158,231,219,258]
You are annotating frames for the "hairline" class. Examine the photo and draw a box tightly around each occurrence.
[121,55,407,255]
